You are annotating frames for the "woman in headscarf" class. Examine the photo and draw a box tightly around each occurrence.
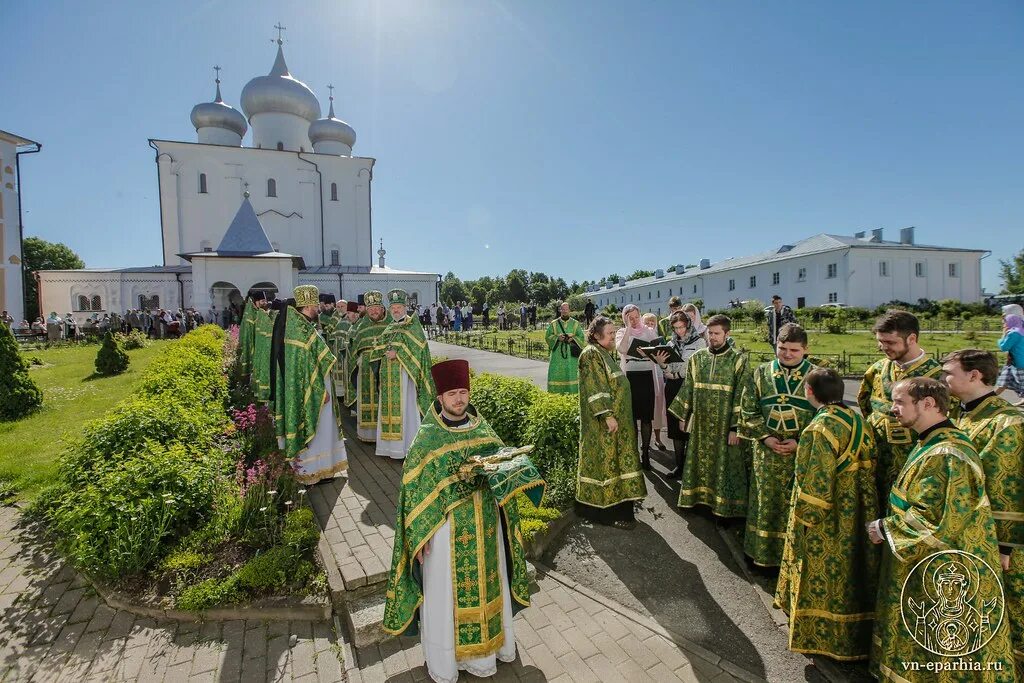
[615,304,659,469]
[997,313,1024,404]
[650,310,708,478]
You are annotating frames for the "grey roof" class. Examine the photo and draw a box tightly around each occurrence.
[216,197,275,255]
[594,232,986,291]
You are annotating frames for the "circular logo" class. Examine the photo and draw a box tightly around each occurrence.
[900,550,1005,657]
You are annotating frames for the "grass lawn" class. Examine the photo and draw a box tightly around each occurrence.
[0,340,172,501]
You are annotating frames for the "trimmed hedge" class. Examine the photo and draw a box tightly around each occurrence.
[95,331,130,375]
[36,325,231,580]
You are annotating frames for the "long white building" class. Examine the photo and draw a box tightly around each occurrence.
[586,228,985,315]
[36,32,437,322]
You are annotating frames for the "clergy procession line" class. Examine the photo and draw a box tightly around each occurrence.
[235,285,1024,683]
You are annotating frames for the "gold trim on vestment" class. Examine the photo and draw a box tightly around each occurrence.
[993,510,1024,521]
[588,392,611,403]
[402,436,503,485]
[407,474,466,528]
[745,525,787,539]
[578,471,642,487]
[792,608,874,622]
[798,491,832,510]
[693,382,732,391]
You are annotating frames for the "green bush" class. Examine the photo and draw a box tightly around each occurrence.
[119,330,149,350]
[161,549,211,572]
[472,373,539,446]
[523,392,580,509]
[95,331,130,375]
[0,323,43,420]
[45,442,227,579]
[281,507,320,553]
[234,546,297,592]
[178,575,241,611]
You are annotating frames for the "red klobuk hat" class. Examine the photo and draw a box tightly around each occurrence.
[431,359,471,395]
[346,301,359,313]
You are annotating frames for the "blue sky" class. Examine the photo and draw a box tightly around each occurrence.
[4,1,1022,292]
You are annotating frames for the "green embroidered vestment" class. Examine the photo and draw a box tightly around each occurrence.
[272,308,337,459]
[774,404,880,661]
[871,426,1016,682]
[345,313,391,435]
[576,344,647,508]
[958,394,1024,667]
[251,307,275,403]
[382,405,538,659]
[740,358,816,566]
[545,317,585,394]
[237,299,257,376]
[857,354,943,497]
[379,316,435,441]
[669,346,750,518]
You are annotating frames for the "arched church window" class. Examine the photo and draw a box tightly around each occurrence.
[77,295,89,311]
[139,295,159,309]
[267,179,277,197]
[330,183,338,201]
[198,173,207,194]
[91,295,103,311]
[276,142,284,151]
[330,249,340,266]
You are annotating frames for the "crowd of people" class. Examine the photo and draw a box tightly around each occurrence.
[560,297,1024,680]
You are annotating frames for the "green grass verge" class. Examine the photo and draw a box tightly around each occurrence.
[0,341,172,501]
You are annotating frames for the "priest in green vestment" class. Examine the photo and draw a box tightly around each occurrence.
[317,293,338,335]
[576,316,647,528]
[857,310,944,501]
[376,289,435,459]
[740,323,817,567]
[544,302,585,394]
[669,314,750,518]
[868,377,1015,682]
[251,298,276,403]
[944,349,1024,669]
[237,293,263,377]
[345,290,391,442]
[269,286,347,484]
[383,359,542,682]
[328,300,356,401]
[774,367,880,661]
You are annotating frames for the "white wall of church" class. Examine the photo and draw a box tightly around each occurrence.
[0,138,25,322]
[154,141,374,270]
[36,271,187,323]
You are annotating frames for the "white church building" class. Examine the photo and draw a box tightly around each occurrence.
[37,35,438,322]
[586,227,986,315]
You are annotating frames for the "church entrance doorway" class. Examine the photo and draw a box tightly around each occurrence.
[248,282,279,302]
[210,281,243,326]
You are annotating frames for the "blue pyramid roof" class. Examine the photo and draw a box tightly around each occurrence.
[215,197,275,256]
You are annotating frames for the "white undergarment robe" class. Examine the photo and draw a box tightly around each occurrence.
[374,366,421,460]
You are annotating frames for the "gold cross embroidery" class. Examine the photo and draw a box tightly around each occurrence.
[778,395,789,404]
[487,569,498,585]
[458,575,478,594]
[455,529,474,546]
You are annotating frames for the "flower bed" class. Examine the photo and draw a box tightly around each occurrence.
[32,325,327,614]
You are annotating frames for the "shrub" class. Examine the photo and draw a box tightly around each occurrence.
[523,392,580,509]
[161,549,211,572]
[119,330,149,350]
[472,373,539,446]
[281,507,320,553]
[95,331,130,375]
[45,442,227,579]
[235,546,297,591]
[0,323,43,420]
[178,575,241,611]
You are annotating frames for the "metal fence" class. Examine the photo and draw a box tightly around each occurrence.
[433,331,1007,378]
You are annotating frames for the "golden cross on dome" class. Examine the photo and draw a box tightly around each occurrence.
[213,65,221,84]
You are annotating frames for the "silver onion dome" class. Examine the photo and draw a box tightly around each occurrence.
[190,77,248,137]
[308,94,357,148]
[240,43,321,123]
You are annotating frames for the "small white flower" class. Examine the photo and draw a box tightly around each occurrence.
[298,489,307,496]
[284,501,293,506]
[259,507,267,512]
[268,490,277,495]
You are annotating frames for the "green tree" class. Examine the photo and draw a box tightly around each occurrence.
[23,237,85,321]
[507,272,528,303]
[1000,248,1024,294]
[95,331,130,375]
[470,285,487,308]
[440,272,467,304]
[0,322,43,420]
[607,273,622,285]
[628,269,655,280]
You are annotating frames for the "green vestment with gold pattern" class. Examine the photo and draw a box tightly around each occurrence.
[379,315,435,442]
[857,354,944,498]
[345,313,391,437]
[272,307,337,459]
[669,345,750,518]
[576,344,648,508]
[237,299,257,376]
[545,317,585,394]
[740,358,817,566]
[382,403,541,659]
[251,307,275,403]
[957,394,1024,668]
[871,425,1016,682]
[328,314,351,392]
[774,404,880,661]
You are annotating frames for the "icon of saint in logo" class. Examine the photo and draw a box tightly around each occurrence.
[901,550,1004,657]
